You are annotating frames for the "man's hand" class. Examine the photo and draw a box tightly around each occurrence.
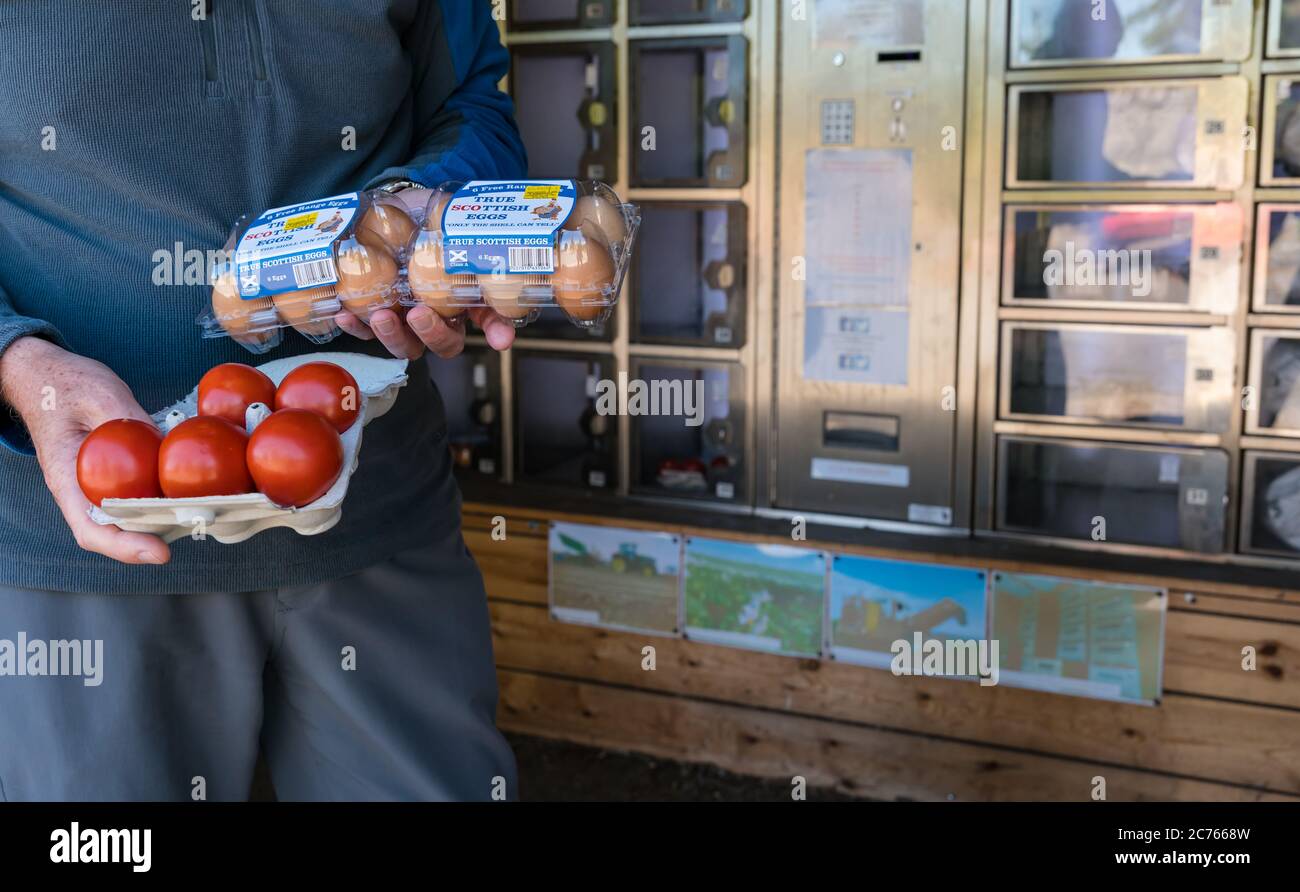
[336,303,515,360]
[0,337,170,565]
[335,185,516,360]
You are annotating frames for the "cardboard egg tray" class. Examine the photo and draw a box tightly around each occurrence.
[89,352,409,544]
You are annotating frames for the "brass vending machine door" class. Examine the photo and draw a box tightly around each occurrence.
[775,0,966,526]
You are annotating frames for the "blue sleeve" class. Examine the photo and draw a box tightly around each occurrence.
[0,281,65,456]
[367,0,528,189]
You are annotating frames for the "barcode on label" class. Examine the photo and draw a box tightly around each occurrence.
[292,258,337,288]
[508,246,554,273]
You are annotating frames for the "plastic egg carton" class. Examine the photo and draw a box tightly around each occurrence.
[89,352,409,544]
[198,180,640,354]
[402,180,640,329]
[199,190,424,354]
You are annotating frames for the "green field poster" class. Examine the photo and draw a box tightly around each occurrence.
[549,522,683,635]
[683,537,827,658]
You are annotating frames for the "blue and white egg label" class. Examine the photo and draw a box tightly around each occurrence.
[234,193,360,298]
[442,180,576,276]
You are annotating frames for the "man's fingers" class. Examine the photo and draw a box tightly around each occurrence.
[335,309,376,341]
[43,442,170,565]
[406,305,465,358]
[368,308,427,360]
[467,307,517,352]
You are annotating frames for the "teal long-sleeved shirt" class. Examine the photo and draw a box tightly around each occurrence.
[0,0,526,593]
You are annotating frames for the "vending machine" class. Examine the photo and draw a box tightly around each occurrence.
[774,0,968,527]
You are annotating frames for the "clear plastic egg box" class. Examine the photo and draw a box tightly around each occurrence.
[199,180,639,354]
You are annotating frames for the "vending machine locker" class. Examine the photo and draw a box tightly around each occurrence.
[629,0,746,26]
[508,0,615,32]
[631,201,747,347]
[1247,329,1300,437]
[775,0,966,527]
[1269,0,1300,58]
[514,351,618,491]
[1007,78,1248,190]
[1241,451,1300,559]
[1009,0,1252,68]
[999,323,1236,433]
[996,436,1229,553]
[1254,205,1300,312]
[426,348,502,479]
[629,359,748,504]
[510,43,617,181]
[629,37,748,188]
[1003,204,1242,314]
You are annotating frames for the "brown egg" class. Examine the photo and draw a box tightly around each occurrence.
[336,236,399,320]
[358,203,417,255]
[424,190,453,233]
[562,195,627,246]
[272,285,338,340]
[211,269,276,347]
[408,233,465,318]
[552,228,617,323]
[477,275,532,320]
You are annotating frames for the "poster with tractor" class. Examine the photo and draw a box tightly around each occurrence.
[990,572,1166,705]
[828,555,989,670]
[549,522,683,635]
[683,538,826,658]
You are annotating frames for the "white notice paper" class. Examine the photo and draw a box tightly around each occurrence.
[804,149,913,308]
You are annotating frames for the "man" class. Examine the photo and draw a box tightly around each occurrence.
[0,2,523,800]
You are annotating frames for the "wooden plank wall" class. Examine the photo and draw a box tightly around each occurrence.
[464,503,1300,801]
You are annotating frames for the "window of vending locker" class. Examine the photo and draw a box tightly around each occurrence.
[996,436,1229,554]
[629,361,746,504]
[507,0,614,32]
[513,351,618,491]
[510,42,617,182]
[631,202,747,348]
[629,0,746,26]
[629,36,748,188]
[426,349,502,479]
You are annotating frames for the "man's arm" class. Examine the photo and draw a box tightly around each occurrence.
[366,0,527,190]
[0,287,169,564]
[0,280,66,454]
[341,0,526,360]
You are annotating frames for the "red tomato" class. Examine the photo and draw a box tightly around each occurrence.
[246,409,345,508]
[76,419,164,506]
[274,362,360,433]
[158,416,253,498]
[197,363,276,429]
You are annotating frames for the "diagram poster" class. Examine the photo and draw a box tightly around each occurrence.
[549,522,682,636]
[683,538,826,658]
[828,555,988,670]
[991,572,1166,705]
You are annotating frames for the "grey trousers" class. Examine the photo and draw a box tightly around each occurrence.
[0,535,516,801]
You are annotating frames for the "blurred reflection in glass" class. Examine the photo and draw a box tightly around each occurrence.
[1017,85,1197,183]
[1262,209,1300,306]
[1282,0,1300,50]
[1275,80,1300,178]
[1259,336,1300,430]
[1015,0,1201,64]
[1254,458,1300,553]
